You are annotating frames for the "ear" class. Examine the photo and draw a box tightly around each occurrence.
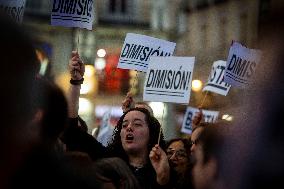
[206,157,218,180]
[28,109,44,135]
[32,109,44,125]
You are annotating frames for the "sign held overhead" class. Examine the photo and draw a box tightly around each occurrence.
[51,0,94,30]
[224,42,262,88]
[203,60,231,96]
[143,56,195,104]
[118,33,176,72]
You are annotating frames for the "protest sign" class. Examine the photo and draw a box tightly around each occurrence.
[143,56,195,104]
[51,0,94,30]
[0,0,26,23]
[224,42,262,87]
[118,33,176,72]
[203,60,231,96]
[181,106,219,134]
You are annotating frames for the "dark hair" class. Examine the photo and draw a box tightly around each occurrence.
[197,123,228,164]
[0,11,40,128]
[135,101,154,116]
[107,107,166,161]
[166,138,192,158]
[34,77,68,141]
[93,157,141,189]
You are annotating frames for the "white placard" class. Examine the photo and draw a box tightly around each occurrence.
[117,33,176,72]
[143,56,195,104]
[224,42,262,88]
[0,0,26,23]
[51,0,94,30]
[203,60,231,96]
[181,107,219,134]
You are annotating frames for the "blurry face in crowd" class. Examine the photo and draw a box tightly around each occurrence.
[166,140,189,175]
[120,110,150,154]
[192,143,214,189]
[190,127,204,154]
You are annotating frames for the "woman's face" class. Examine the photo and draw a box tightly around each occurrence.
[166,140,189,175]
[120,110,150,154]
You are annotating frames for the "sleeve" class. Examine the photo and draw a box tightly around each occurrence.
[62,117,108,160]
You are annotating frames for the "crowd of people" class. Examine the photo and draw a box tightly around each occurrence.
[1,5,284,189]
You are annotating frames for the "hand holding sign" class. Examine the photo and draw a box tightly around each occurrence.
[121,92,135,113]
[69,51,85,80]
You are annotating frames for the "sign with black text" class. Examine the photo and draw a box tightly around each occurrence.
[203,60,231,96]
[0,0,26,23]
[143,56,195,104]
[51,0,94,30]
[118,33,176,72]
[224,42,262,87]
[181,106,219,134]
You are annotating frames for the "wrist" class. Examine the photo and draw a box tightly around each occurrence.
[70,78,84,85]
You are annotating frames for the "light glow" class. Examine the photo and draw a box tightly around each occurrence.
[192,79,203,92]
[97,49,106,58]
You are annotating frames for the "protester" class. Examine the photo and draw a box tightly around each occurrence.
[63,51,171,189]
[166,138,194,189]
[190,122,209,154]
[191,123,229,189]
[218,4,284,189]
[93,157,141,189]
[0,11,40,188]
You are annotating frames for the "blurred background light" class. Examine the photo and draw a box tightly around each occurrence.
[149,102,166,118]
[192,79,203,92]
[97,49,106,58]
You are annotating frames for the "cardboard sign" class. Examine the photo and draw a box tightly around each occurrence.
[203,60,231,96]
[117,33,176,72]
[51,0,94,30]
[224,42,262,87]
[181,107,219,134]
[0,0,26,23]
[143,56,195,104]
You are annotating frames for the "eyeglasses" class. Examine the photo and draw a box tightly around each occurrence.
[166,149,188,159]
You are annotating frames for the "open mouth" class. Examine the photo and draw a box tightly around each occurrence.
[126,134,134,141]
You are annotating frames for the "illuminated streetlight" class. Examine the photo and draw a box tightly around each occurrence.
[192,79,203,92]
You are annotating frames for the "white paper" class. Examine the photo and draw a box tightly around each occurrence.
[118,33,176,72]
[203,60,231,96]
[224,42,262,88]
[51,0,94,30]
[143,56,195,104]
[181,107,219,134]
[0,0,26,23]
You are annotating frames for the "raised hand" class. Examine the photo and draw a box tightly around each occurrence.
[69,51,85,80]
[121,92,135,113]
[149,144,170,185]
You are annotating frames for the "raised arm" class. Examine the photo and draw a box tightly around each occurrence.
[67,51,85,118]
